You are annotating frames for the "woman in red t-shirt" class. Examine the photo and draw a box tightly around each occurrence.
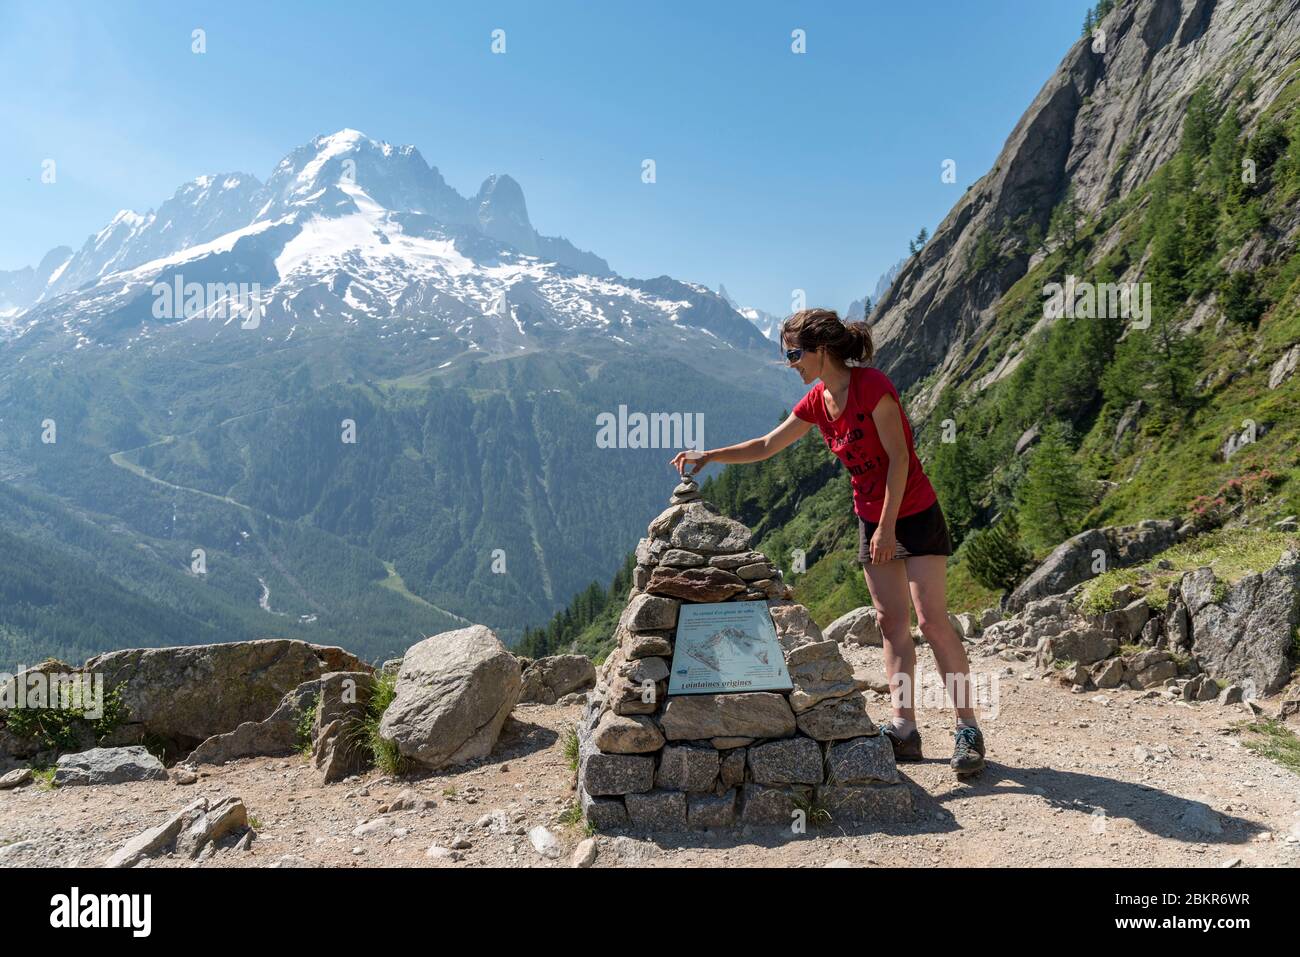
[670,308,985,775]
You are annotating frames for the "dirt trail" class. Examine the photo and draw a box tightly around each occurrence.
[2,645,1297,868]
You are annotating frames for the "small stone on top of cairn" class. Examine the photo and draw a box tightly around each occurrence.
[576,472,913,832]
[670,471,702,504]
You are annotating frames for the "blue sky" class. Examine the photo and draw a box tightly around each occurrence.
[0,0,1090,315]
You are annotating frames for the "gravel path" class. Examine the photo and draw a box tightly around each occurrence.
[2,646,1297,869]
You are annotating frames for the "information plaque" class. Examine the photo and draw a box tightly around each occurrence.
[666,601,793,695]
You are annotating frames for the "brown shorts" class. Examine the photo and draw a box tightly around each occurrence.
[858,500,953,564]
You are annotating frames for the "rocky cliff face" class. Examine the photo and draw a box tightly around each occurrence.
[871,0,1300,406]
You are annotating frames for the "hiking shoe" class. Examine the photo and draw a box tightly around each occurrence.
[878,721,923,762]
[951,725,986,775]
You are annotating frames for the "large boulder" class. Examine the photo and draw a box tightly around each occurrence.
[1007,520,1191,612]
[85,640,368,754]
[825,607,884,646]
[517,654,596,705]
[1180,551,1300,695]
[378,626,521,770]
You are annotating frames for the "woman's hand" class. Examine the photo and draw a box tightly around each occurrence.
[670,449,711,476]
[869,523,898,564]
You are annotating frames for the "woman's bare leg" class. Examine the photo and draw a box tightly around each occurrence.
[904,554,976,723]
[862,559,916,720]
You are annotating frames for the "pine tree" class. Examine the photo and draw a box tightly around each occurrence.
[964,511,1033,593]
[1017,422,1091,551]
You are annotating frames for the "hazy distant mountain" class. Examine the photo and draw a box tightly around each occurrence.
[718,284,783,343]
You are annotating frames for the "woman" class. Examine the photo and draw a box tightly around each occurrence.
[669,308,985,775]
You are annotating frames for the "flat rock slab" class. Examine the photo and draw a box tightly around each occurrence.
[54,746,168,787]
[658,692,796,741]
[795,693,878,741]
[646,565,747,602]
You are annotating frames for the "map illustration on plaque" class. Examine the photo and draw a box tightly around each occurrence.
[667,601,793,695]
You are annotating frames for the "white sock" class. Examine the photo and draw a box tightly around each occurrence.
[890,717,916,736]
[957,716,979,729]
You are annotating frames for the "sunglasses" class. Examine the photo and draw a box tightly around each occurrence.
[783,347,804,363]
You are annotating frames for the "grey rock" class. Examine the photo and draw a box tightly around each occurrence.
[54,746,168,787]
[767,601,826,650]
[659,692,796,741]
[708,550,769,570]
[826,734,900,785]
[786,640,857,712]
[795,693,878,741]
[1091,657,1126,690]
[668,503,753,555]
[1007,521,1188,612]
[660,548,706,567]
[572,837,598,867]
[625,790,688,830]
[1269,344,1300,389]
[175,796,248,858]
[739,784,811,826]
[518,654,596,705]
[0,768,33,789]
[579,729,655,796]
[105,798,210,868]
[312,672,376,783]
[817,784,913,824]
[1036,626,1117,667]
[747,736,824,786]
[824,606,884,647]
[648,505,689,540]
[619,593,680,632]
[592,712,664,754]
[655,745,720,792]
[84,640,368,753]
[718,748,746,788]
[688,790,737,828]
[185,676,322,766]
[581,790,629,829]
[1180,551,1300,695]
[622,632,674,659]
[379,625,520,771]
[618,656,669,684]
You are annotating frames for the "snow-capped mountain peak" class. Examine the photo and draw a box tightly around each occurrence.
[4,130,773,361]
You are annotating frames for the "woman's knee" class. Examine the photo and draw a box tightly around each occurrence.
[917,611,957,647]
[874,606,911,640]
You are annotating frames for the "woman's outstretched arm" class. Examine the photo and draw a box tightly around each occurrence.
[669,411,813,474]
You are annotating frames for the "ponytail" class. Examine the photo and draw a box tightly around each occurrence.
[780,309,874,366]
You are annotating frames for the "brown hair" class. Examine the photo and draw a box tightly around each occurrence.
[779,308,874,366]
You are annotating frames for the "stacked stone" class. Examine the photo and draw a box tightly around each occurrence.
[578,475,912,832]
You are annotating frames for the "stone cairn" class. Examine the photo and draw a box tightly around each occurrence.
[578,474,912,831]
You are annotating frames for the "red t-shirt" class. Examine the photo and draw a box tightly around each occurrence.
[792,366,937,523]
